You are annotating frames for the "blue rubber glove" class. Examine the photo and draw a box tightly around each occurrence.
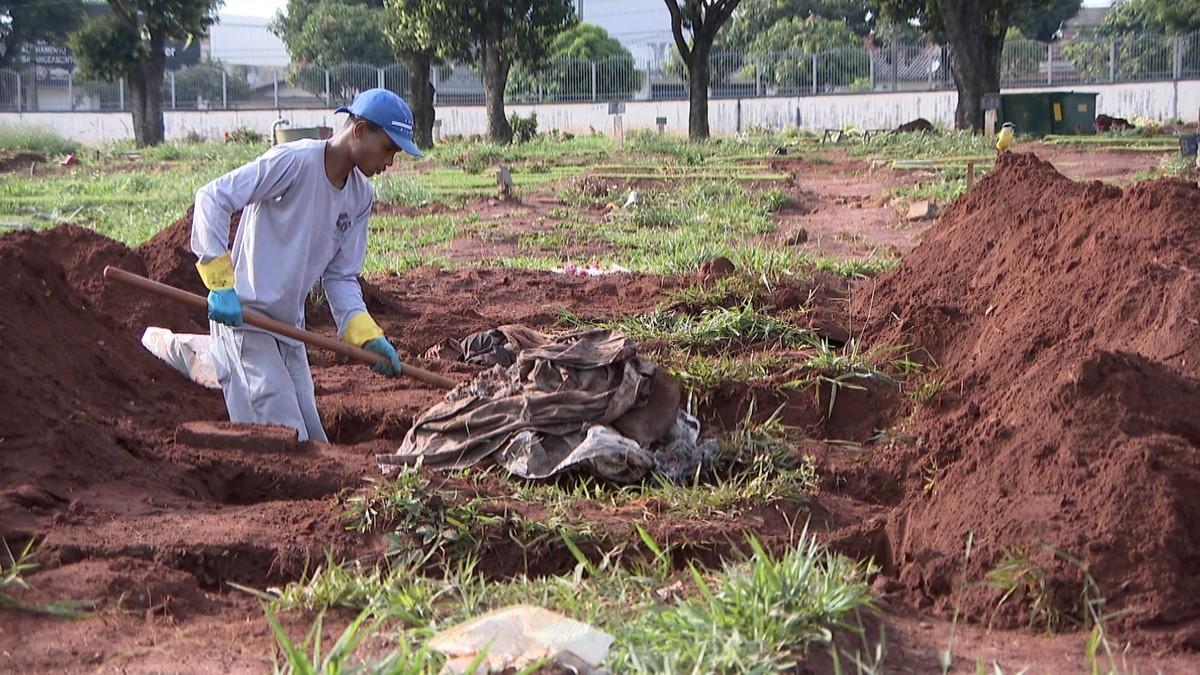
[207,288,244,327]
[363,337,403,377]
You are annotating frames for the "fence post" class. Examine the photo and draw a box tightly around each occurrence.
[756,57,762,96]
[221,70,228,109]
[431,66,438,105]
[15,71,21,112]
[68,71,74,111]
[170,71,176,109]
[811,53,818,94]
[118,77,124,111]
[1047,43,1054,85]
[377,68,384,89]
[591,62,597,102]
[273,70,279,108]
[324,68,331,106]
[869,56,875,91]
[1173,36,1183,80]
[891,43,899,91]
[1109,39,1117,83]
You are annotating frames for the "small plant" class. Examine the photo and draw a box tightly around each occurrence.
[508,111,538,144]
[613,530,875,673]
[985,548,1067,633]
[1,539,92,618]
[266,606,449,674]
[226,126,267,144]
[0,124,77,156]
[908,374,946,406]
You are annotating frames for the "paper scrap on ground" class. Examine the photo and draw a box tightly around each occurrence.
[429,604,613,675]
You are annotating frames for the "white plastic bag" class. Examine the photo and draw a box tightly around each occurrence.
[140,327,220,389]
[429,604,613,674]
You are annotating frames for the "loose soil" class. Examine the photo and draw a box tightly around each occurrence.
[847,152,1200,648]
[3,149,1200,672]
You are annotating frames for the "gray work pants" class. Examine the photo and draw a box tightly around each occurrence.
[208,323,328,443]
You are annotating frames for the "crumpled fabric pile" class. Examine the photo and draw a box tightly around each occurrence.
[380,326,715,483]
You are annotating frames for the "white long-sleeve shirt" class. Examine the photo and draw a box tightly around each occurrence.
[191,139,373,345]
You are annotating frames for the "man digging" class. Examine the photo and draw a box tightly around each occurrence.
[191,89,420,442]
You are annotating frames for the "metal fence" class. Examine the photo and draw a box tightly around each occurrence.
[2,30,1199,113]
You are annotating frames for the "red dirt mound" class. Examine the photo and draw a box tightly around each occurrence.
[137,204,240,297]
[853,152,1200,642]
[0,226,225,528]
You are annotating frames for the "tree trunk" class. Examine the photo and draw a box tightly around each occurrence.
[687,47,711,141]
[129,33,166,147]
[408,51,435,150]
[941,0,1005,131]
[482,38,512,144]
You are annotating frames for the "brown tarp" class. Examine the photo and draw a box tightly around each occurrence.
[378,327,710,482]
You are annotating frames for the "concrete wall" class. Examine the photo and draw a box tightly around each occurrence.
[4,80,1197,145]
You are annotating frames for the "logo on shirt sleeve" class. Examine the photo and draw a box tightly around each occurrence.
[335,212,351,233]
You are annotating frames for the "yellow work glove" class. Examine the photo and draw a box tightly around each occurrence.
[195,253,242,326]
[346,312,401,377]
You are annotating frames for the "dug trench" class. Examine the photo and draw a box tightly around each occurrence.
[1,151,1199,664]
[0,212,867,643]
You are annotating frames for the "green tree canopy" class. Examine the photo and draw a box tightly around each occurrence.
[874,0,1061,129]
[1060,0,1198,83]
[510,23,643,102]
[272,0,392,66]
[740,15,863,90]
[438,0,577,143]
[382,0,471,148]
[0,0,85,69]
[720,0,873,49]
[1010,0,1082,41]
[70,1,220,146]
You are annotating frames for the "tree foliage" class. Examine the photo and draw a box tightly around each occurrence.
[171,60,252,108]
[382,0,471,148]
[1011,0,1082,41]
[434,0,577,142]
[664,0,742,140]
[69,1,219,146]
[1059,0,1198,82]
[720,0,873,49]
[0,0,85,69]
[272,0,392,66]
[874,0,1061,129]
[510,23,643,102]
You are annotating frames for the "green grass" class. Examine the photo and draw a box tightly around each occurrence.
[0,142,270,243]
[1129,153,1195,182]
[251,523,872,674]
[363,214,462,272]
[559,302,812,350]
[1,539,92,618]
[850,131,996,159]
[0,124,78,156]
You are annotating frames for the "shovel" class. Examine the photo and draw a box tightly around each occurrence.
[103,266,458,390]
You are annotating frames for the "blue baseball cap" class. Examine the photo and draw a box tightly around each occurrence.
[335,88,422,157]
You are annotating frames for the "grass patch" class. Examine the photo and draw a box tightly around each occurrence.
[253,523,872,673]
[363,214,461,272]
[1129,153,1195,181]
[560,302,811,350]
[850,131,996,159]
[0,124,78,156]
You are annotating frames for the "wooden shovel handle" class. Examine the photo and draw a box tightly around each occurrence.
[103,266,458,390]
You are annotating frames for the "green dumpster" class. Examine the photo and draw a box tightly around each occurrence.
[996,92,1096,137]
[999,93,1054,137]
[1051,92,1097,135]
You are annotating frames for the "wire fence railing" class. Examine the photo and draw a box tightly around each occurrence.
[2,30,1199,113]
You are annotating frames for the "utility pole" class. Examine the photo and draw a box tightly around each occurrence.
[576,0,583,20]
